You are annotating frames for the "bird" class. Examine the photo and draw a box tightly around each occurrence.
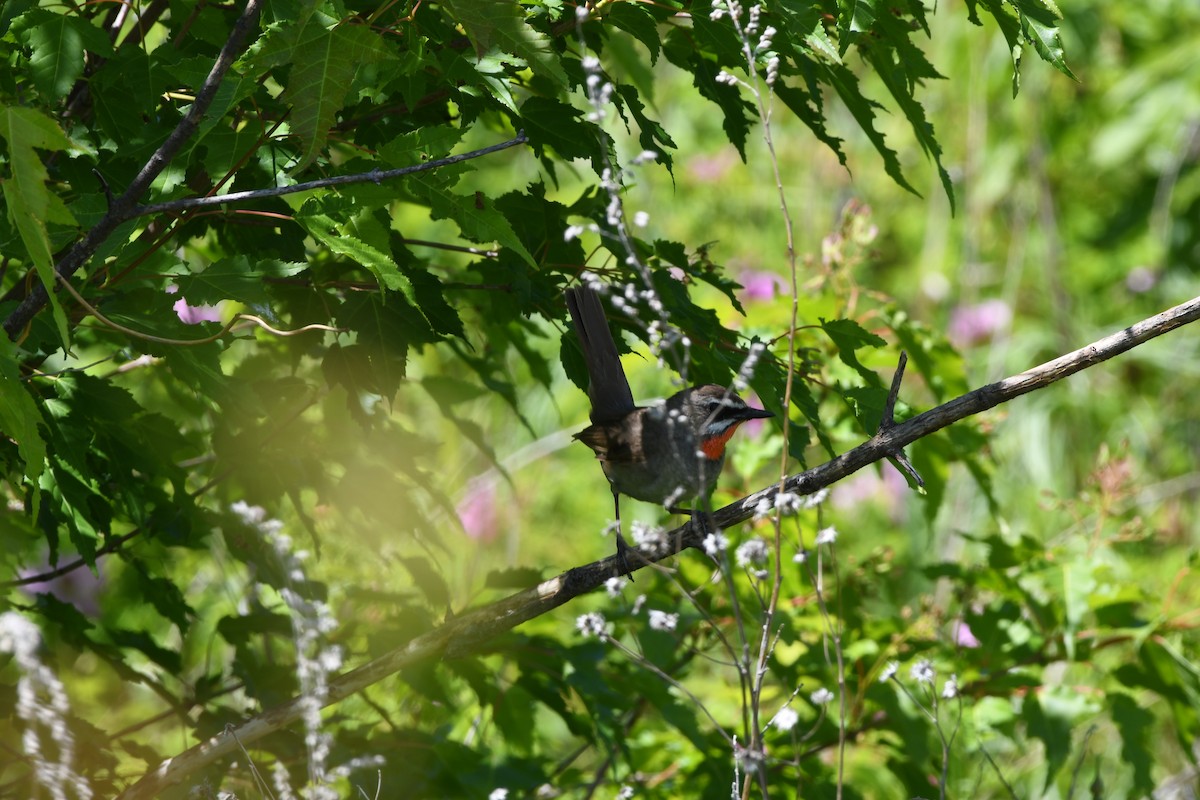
[565,283,774,576]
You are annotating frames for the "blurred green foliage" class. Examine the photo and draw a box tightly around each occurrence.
[0,0,1197,798]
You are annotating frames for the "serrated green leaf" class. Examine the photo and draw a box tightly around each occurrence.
[607,3,662,65]
[282,23,392,169]
[172,257,307,306]
[14,10,114,98]
[298,210,413,295]
[1012,0,1076,80]
[0,102,77,346]
[439,0,568,87]
[25,14,84,97]
[406,174,538,268]
[821,64,918,197]
[612,84,675,173]
[520,95,609,172]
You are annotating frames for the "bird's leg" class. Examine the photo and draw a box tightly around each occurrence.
[613,489,635,581]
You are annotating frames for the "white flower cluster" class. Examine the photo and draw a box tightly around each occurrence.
[240,503,344,798]
[0,612,93,800]
[576,612,607,638]
[753,487,829,520]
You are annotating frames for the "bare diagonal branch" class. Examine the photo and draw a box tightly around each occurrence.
[115,293,1200,800]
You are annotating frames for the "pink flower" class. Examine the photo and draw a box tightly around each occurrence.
[739,269,783,303]
[166,284,223,325]
[457,476,499,542]
[948,299,1011,346]
[953,619,980,648]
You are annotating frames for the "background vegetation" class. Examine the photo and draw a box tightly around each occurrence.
[1,0,1197,798]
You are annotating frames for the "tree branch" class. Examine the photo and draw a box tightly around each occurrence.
[129,131,529,218]
[115,293,1200,800]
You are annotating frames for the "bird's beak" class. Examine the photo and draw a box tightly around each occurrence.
[740,406,774,421]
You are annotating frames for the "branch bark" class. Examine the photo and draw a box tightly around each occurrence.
[116,293,1200,800]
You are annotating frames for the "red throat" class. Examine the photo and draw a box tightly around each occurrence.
[700,423,741,460]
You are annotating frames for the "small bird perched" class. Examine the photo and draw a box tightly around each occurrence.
[565,284,773,576]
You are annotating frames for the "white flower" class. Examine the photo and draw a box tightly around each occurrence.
[631,150,658,165]
[735,537,769,567]
[576,612,607,638]
[910,659,935,685]
[803,488,829,508]
[702,531,729,557]
[631,594,647,615]
[771,706,799,732]
[616,786,635,799]
[815,526,838,545]
[715,70,739,86]
[774,491,803,515]
[632,210,649,228]
[880,661,899,682]
[941,674,958,700]
[792,549,808,564]
[490,790,509,800]
[810,687,835,705]
[766,56,780,86]
[604,576,627,597]
[630,522,668,556]
[564,224,586,241]
[647,610,679,631]
[753,495,774,519]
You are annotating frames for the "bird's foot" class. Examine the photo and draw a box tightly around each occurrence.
[614,533,636,581]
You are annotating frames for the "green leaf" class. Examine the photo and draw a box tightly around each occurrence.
[606,3,662,65]
[519,95,611,176]
[821,64,918,198]
[438,0,568,87]
[19,10,112,97]
[1011,0,1076,80]
[406,172,538,269]
[297,208,413,295]
[171,256,307,307]
[0,102,77,346]
[820,317,888,388]
[612,84,676,173]
[1110,693,1154,795]
[966,0,1075,96]
[1023,687,1101,791]
[0,340,46,518]
[133,562,194,632]
[271,20,393,169]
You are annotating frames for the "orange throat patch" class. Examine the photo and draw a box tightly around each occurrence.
[700,424,740,460]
